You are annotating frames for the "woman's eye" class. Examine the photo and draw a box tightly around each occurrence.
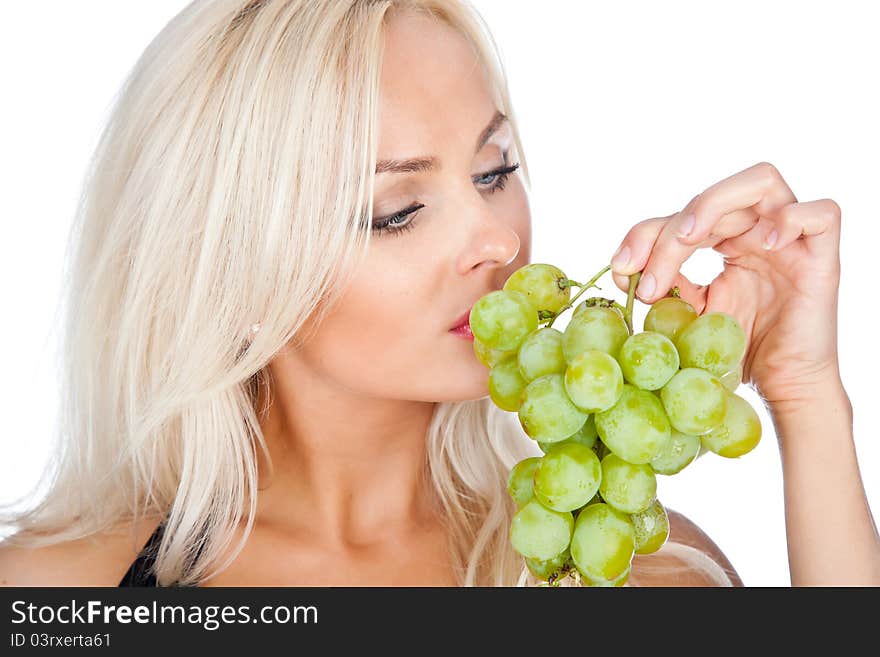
[371,203,424,236]
[474,162,521,193]
[370,162,520,237]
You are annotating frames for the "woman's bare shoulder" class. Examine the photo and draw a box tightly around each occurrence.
[630,507,744,587]
[0,514,164,586]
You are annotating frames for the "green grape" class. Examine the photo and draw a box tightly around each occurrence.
[503,263,572,316]
[570,503,635,582]
[660,368,728,435]
[618,331,680,391]
[701,391,762,458]
[473,337,516,369]
[561,306,630,362]
[469,289,538,351]
[650,429,701,475]
[507,456,542,507]
[488,358,528,412]
[538,415,598,453]
[517,327,566,382]
[497,266,760,584]
[675,311,746,377]
[525,548,571,581]
[518,374,589,444]
[595,384,671,465]
[630,499,670,555]
[644,296,698,343]
[533,442,602,512]
[509,499,574,560]
[719,362,744,392]
[599,453,657,514]
[580,564,631,587]
[573,300,624,322]
[564,349,624,413]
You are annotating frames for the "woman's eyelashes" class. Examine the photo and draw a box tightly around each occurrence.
[371,203,424,236]
[371,162,521,237]
[474,161,520,193]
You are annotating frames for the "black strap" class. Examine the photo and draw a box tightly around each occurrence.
[117,521,165,587]
[118,520,209,587]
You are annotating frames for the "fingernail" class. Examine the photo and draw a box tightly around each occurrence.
[637,272,656,300]
[611,245,631,271]
[678,213,695,238]
[762,229,778,250]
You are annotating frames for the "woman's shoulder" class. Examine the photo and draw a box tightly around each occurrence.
[0,514,164,586]
[629,507,744,587]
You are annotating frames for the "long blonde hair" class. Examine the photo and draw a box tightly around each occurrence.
[0,0,732,587]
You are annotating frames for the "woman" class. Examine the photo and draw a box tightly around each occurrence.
[0,0,876,587]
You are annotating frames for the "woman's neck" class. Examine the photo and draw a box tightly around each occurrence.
[251,364,440,547]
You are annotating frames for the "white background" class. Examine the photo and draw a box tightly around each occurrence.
[1,1,877,586]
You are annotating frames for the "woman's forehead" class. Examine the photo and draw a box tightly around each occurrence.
[377,14,498,162]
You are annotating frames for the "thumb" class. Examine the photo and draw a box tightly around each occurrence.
[612,270,708,315]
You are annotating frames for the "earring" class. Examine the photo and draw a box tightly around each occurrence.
[250,322,262,335]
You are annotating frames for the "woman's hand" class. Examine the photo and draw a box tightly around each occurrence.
[609,161,843,411]
[610,161,880,586]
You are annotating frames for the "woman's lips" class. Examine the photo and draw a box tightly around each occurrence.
[449,307,475,340]
[450,308,472,330]
[450,323,474,340]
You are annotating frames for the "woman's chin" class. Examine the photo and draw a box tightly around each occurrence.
[437,367,491,403]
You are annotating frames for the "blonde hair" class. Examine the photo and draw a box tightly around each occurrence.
[0,0,732,587]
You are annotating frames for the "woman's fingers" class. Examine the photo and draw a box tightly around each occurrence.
[610,216,671,277]
[637,207,757,303]
[632,162,799,303]
[611,267,708,313]
[715,198,842,259]
[610,215,674,297]
[610,198,755,302]
[677,162,798,247]
[609,162,839,308]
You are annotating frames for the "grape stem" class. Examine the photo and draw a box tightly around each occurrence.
[543,266,642,334]
[581,296,627,317]
[623,272,641,335]
[545,264,611,329]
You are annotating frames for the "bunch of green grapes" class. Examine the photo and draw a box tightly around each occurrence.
[471,263,762,587]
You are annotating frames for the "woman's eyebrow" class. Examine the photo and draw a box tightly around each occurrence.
[475,110,509,155]
[375,110,508,175]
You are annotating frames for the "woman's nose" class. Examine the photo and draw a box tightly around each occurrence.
[455,195,521,274]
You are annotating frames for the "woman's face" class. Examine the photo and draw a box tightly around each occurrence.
[292,10,531,404]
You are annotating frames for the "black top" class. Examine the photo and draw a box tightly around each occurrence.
[117,521,166,587]
[118,520,204,587]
